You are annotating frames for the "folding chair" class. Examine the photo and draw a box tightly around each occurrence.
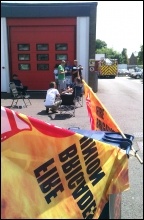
[74,85,83,107]
[59,93,76,117]
[9,82,31,108]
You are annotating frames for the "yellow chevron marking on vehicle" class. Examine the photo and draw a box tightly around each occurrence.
[100,64,117,75]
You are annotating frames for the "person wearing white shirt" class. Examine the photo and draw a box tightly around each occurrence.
[44,81,62,113]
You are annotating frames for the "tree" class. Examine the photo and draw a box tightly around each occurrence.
[96,47,123,63]
[95,39,142,65]
[121,48,129,64]
[137,45,143,65]
[129,53,137,65]
[95,39,107,51]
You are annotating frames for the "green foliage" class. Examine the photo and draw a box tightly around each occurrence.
[95,39,143,65]
[95,39,124,63]
[121,48,129,64]
[137,45,143,65]
[96,46,123,64]
[95,39,107,50]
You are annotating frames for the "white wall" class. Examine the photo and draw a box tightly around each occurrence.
[76,17,89,83]
[1,18,10,93]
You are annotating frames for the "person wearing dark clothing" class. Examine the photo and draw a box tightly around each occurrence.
[72,60,83,82]
[65,61,72,86]
[12,74,28,95]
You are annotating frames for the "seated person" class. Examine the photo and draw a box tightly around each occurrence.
[12,74,28,95]
[44,81,62,113]
[71,77,83,89]
[61,77,84,96]
[61,86,73,94]
[72,77,84,98]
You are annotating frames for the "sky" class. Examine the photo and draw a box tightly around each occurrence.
[96,1,143,57]
[2,1,143,57]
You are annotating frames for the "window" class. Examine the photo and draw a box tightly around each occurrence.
[56,54,67,61]
[37,54,49,61]
[37,64,49,70]
[18,54,30,61]
[36,44,49,51]
[18,44,30,51]
[55,44,67,51]
[18,64,30,70]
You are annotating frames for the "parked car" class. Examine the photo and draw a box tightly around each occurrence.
[128,68,135,77]
[118,69,130,75]
[130,69,143,79]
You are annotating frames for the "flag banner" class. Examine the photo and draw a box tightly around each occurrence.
[1,106,129,219]
[83,80,123,133]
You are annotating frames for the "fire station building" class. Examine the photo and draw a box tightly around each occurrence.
[1,2,97,92]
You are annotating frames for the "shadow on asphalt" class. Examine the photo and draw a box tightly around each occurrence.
[2,105,12,109]
[50,114,74,120]
[2,105,31,109]
[2,105,21,109]
[37,110,73,120]
[37,110,48,115]
[1,92,46,99]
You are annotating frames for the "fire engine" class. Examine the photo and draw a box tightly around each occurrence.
[95,58,118,78]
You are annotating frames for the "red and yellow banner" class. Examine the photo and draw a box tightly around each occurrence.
[83,80,124,133]
[1,106,129,219]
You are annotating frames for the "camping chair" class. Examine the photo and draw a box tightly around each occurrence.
[74,85,83,107]
[9,82,31,108]
[59,93,76,117]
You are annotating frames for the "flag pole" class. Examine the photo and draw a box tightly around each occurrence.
[118,130,143,164]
